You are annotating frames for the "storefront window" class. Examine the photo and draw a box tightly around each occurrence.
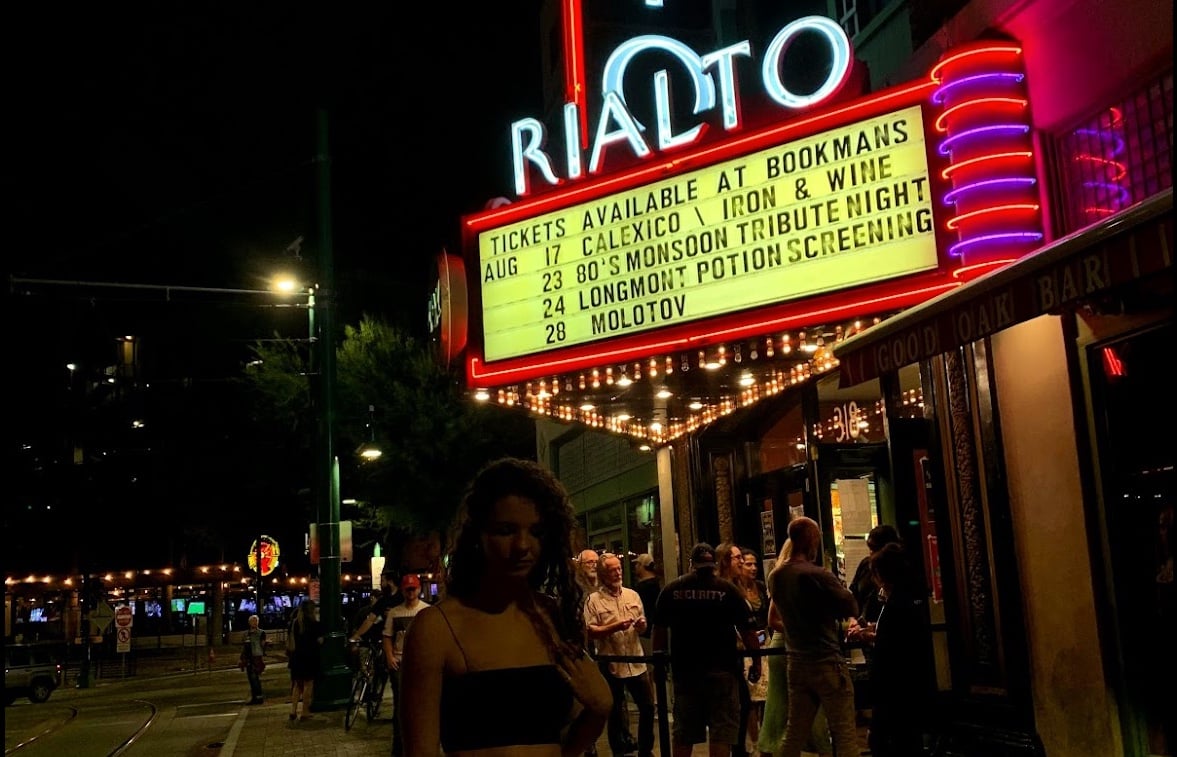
[831,475,880,579]
[586,502,624,555]
[581,491,661,580]
[757,396,807,474]
[895,363,926,419]
[814,372,887,446]
[627,493,662,565]
[1053,70,1173,235]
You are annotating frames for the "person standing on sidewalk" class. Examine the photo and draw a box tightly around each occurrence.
[631,554,661,651]
[846,542,931,757]
[383,573,429,757]
[574,548,603,757]
[631,553,665,710]
[575,549,600,594]
[399,458,612,757]
[240,614,268,704]
[350,569,402,642]
[771,516,860,757]
[585,553,654,757]
[653,542,762,757]
[287,599,324,721]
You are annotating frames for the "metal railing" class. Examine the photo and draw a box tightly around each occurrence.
[594,644,790,756]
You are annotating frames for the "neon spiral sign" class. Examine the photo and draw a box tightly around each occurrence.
[931,42,1042,278]
[1073,107,1130,220]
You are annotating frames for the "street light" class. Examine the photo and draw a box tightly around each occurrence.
[357,404,383,461]
[307,106,351,708]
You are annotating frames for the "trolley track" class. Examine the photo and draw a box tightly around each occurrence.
[4,699,157,757]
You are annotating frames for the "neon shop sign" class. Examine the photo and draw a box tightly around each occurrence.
[511,15,854,197]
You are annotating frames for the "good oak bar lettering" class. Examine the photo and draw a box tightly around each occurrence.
[479,105,939,363]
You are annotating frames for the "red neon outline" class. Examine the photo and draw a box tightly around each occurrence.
[934,96,1028,133]
[1073,156,1128,180]
[941,150,1033,180]
[561,0,589,150]
[951,259,1017,279]
[1101,346,1126,377]
[462,78,958,388]
[466,78,938,231]
[946,203,1040,230]
[467,277,959,385]
[929,44,1023,83]
[937,123,1031,156]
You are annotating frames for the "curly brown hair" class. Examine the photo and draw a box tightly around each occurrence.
[444,458,584,654]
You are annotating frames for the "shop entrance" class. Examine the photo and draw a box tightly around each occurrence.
[814,443,890,582]
[743,464,810,570]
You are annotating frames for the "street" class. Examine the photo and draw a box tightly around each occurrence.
[4,662,393,757]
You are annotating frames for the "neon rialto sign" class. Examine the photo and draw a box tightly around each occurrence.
[512,15,854,197]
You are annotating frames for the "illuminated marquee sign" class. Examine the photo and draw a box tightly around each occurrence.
[480,104,937,363]
[513,15,854,196]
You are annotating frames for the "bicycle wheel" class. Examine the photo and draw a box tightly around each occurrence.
[344,674,367,731]
[366,670,386,722]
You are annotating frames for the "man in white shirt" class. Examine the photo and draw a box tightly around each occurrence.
[584,553,654,757]
[384,574,428,757]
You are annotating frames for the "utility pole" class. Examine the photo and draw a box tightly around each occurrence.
[78,573,93,688]
[311,106,350,708]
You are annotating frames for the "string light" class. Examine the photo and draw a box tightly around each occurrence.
[466,317,902,444]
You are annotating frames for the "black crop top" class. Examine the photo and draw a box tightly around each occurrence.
[435,606,574,752]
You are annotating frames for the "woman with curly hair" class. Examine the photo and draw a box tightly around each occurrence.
[401,457,612,756]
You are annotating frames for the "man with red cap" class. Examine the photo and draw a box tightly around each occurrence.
[384,573,429,757]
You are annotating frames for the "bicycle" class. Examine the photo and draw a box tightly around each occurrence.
[344,637,388,730]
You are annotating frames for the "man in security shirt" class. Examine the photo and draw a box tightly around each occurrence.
[653,543,762,756]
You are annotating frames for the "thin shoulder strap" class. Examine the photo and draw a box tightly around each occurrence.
[434,603,472,669]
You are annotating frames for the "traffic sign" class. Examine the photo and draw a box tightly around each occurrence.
[91,602,115,633]
[116,626,132,653]
[115,605,134,629]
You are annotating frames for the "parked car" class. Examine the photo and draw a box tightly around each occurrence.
[4,643,64,704]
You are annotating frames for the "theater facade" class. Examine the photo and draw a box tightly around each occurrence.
[432,1,1172,753]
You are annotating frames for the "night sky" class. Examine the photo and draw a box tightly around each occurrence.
[9,3,548,434]
[12,3,544,310]
[7,4,547,571]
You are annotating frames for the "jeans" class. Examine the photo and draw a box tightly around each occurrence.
[245,662,263,700]
[779,658,858,757]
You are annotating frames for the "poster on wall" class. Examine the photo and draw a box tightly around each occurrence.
[761,508,776,557]
[837,478,873,535]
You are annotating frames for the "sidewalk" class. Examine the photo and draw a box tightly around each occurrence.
[125,650,845,756]
[221,690,394,757]
[217,689,828,757]
[217,695,703,757]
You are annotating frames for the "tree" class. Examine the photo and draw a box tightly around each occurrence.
[242,314,535,566]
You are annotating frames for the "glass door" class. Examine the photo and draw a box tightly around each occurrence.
[1087,322,1175,755]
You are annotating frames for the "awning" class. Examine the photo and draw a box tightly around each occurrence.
[834,188,1173,387]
